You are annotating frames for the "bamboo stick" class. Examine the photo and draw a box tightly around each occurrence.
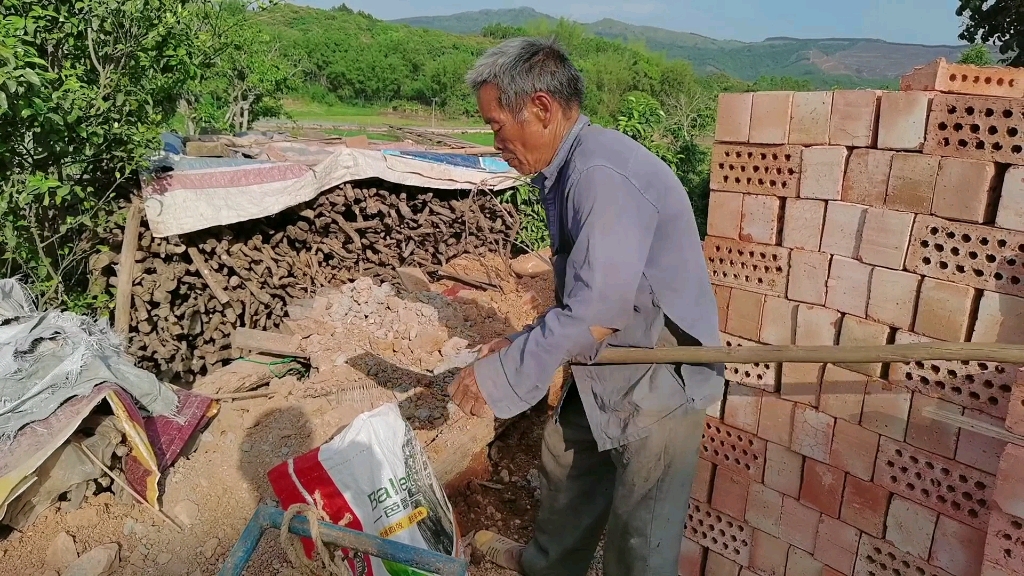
[591,343,1024,365]
[75,443,181,531]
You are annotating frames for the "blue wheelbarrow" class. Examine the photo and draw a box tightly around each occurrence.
[218,505,469,576]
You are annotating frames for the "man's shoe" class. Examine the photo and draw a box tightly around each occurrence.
[473,530,525,572]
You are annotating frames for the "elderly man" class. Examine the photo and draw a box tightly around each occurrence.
[448,37,724,575]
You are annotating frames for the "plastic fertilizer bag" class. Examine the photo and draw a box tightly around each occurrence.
[267,403,462,575]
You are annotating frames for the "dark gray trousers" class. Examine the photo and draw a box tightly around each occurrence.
[520,385,706,576]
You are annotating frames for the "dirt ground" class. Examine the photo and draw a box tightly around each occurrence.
[0,254,597,576]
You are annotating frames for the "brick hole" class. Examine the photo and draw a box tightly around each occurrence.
[958,138,970,148]
[930,478,942,488]
[925,461,935,470]
[751,165,760,173]
[769,180,778,188]
[999,78,1008,86]
[970,391,982,401]
[963,491,975,502]
[740,166,747,173]
[966,106,977,115]
[996,272,1005,281]
[938,495,949,504]
[956,264,967,274]
[948,73,958,83]
[951,246,962,256]
[781,181,789,190]
[1010,127,1020,138]
[899,465,910,474]
[757,178,765,186]
[923,257,933,266]
[976,141,987,150]
[746,152,755,159]
[968,509,979,520]
[974,75,983,84]
[938,121,949,131]
[994,141,1005,151]
[775,167,783,176]
[939,261,950,270]
[914,471,923,480]
[986,253,998,263]
[985,107,996,117]
[1014,519,1024,530]
[948,105,959,114]
[999,238,1009,249]
[986,77,994,85]
[954,122,965,132]
[942,137,951,147]
[1011,79,1018,88]
[1014,145,1024,155]
[759,153,767,161]
[952,501,963,512]
[771,153,779,161]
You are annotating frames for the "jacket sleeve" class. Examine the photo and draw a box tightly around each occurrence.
[472,165,658,418]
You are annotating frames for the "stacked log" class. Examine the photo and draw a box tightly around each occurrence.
[99,180,517,384]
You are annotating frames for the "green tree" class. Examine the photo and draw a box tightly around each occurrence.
[0,0,203,309]
[179,1,295,133]
[481,23,527,40]
[957,0,1024,66]
[958,43,995,66]
[750,75,814,92]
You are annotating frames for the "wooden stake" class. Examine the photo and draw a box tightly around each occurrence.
[591,342,1024,365]
[75,443,181,531]
[187,247,231,304]
[114,201,143,336]
[922,406,1024,446]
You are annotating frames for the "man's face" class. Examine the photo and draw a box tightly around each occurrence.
[476,83,554,175]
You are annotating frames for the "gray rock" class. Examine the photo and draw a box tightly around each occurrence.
[202,538,220,559]
[45,531,78,570]
[173,500,200,526]
[64,543,119,576]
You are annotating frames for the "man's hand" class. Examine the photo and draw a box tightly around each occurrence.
[448,365,494,418]
[478,337,512,358]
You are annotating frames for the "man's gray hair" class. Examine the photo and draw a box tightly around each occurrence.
[466,37,585,118]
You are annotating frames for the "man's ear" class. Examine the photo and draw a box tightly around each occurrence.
[531,92,556,127]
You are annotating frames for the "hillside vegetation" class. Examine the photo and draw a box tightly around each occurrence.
[259,3,744,125]
[394,7,989,88]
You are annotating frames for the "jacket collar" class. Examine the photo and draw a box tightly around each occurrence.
[533,113,590,189]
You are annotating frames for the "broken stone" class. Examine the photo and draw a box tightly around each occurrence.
[202,538,219,559]
[64,543,119,576]
[156,553,172,566]
[45,531,79,570]
[396,267,431,293]
[440,337,470,358]
[173,500,200,526]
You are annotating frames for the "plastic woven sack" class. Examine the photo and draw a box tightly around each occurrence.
[268,403,462,575]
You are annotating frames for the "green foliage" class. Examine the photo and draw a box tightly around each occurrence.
[751,76,814,92]
[616,94,712,235]
[958,43,997,67]
[0,0,203,309]
[958,0,1024,66]
[500,184,550,252]
[178,0,296,134]
[481,23,528,40]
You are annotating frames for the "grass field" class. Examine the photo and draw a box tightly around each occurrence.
[453,132,495,146]
[281,98,487,129]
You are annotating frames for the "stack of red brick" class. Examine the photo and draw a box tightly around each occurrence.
[682,57,1024,576]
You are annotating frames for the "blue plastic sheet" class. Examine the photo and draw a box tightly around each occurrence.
[382,150,511,173]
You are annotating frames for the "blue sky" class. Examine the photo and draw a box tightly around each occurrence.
[291,0,967,45]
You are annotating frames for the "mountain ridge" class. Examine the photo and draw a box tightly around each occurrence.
[391,7,982,83]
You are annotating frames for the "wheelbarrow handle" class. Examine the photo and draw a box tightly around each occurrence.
[218,505,468,576]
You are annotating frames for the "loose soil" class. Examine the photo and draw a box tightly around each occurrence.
[0,255,592,576]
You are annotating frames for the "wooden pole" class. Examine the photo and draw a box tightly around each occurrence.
[114,200,143,336]
[591,342,1024,365]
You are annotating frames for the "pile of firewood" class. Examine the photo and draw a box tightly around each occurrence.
[98,181,518,383]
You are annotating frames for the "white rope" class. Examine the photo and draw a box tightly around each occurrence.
[280,493,355,576]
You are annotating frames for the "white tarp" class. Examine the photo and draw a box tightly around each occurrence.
[143,147,521,238]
